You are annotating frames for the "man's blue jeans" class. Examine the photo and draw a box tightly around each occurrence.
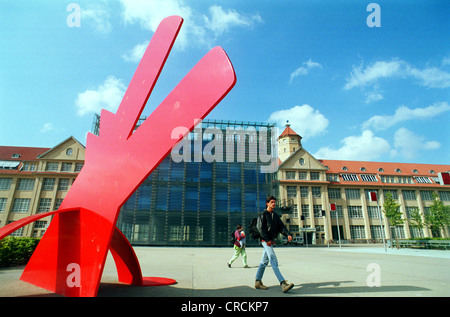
[255,241,285,283]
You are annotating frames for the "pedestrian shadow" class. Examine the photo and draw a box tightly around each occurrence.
[291,280,431,296]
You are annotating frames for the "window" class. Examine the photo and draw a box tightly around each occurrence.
[55,198,63,210]
[46,162,59,171]
[420,190,433,201]
[398,177,413,184]
[370,226,384,239]
[326,174,339,182]
[11,198,31,213]
[287,186,297,198]
[42,178,55,191]
[378,168,384,172]
[0,178,12,190]
[361,174,377,182]
[300,186,308,198]
[384,189,398,199]
[17,179,35,191]
[402,190,416,200]
[328,188,341,199]
[341,174,359,181]
[348,206,363,218]
[34,221,47,229]
[66,148,73,156]
[299,158,305,165]
[313,205,322,217]
[414,176,432,184]
[310,172,320,180]
[367,206,381,218]
[75,163,84,172]
[22,163,37,171]
[61,163,72,172]
[0,198,7,212]
[380,175,396,183]
[350,225,366,239]
[58,179,70,191]
[345,188,360,199]
[311,186,321,198]
[286,171,296,180]
[395,168,401,173]
[438,191,450,201]
[298,172,307,180]
[38,198,52,213]
[0,161,20,170]
[301,204,310,218]
[405,207,418,219]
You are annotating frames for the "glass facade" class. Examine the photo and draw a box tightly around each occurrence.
[92,116,278,246]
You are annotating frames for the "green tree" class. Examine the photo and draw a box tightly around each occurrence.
[424,193,450,238]
[382,192,404,249]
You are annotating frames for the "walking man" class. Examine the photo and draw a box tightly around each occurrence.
[254,195,294,293]
[228,224,249,268]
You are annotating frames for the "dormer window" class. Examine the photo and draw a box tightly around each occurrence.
[11,153,21,158]
[342,166,348,171]
[360,167,366,171]
[395,168,401,173]
[378,168,384,172]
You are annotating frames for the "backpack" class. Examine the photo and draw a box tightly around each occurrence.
[248,216,261,240]
[230,231,236,244]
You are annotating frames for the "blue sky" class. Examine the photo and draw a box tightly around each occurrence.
[1,0,449,165]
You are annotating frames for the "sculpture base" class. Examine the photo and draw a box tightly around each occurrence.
[142,277,177,286]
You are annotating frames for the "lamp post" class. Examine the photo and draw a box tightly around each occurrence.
[369,192,387,252]
[330,203,341,250]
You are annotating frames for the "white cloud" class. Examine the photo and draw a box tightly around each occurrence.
[119,0,261,50]
[122,41,149,63]
[392,127,440,159]
[268,104,329,140]
[406,65,450,89]
[313,130,390,161]
[362,102,450,130]
[203,5,262,36]
[364,91,383,104]
[289,59,323,83]
[344,59,450,90]
[82,5,112,34]
[40,122,55,133]
[75,76,126,116]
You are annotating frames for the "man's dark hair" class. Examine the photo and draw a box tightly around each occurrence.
[266,195,277,204]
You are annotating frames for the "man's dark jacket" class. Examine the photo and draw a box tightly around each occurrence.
[256,209,291,242]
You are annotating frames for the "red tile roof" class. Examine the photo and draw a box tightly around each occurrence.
[278,125,301,139]
[0,146,50,162]
[318,159,450,187]
[319,159,449,176]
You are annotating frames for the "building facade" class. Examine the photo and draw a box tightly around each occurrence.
[0,137,85,237]
[1,122,449,246]
[277,124,450,245]
[115,119,279,246]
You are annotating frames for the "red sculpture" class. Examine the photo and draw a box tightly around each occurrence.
[0,15,236,297]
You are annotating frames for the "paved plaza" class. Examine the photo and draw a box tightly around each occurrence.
[0,245,448,297]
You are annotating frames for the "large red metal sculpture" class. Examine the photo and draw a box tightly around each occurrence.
[0,15,236,297]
